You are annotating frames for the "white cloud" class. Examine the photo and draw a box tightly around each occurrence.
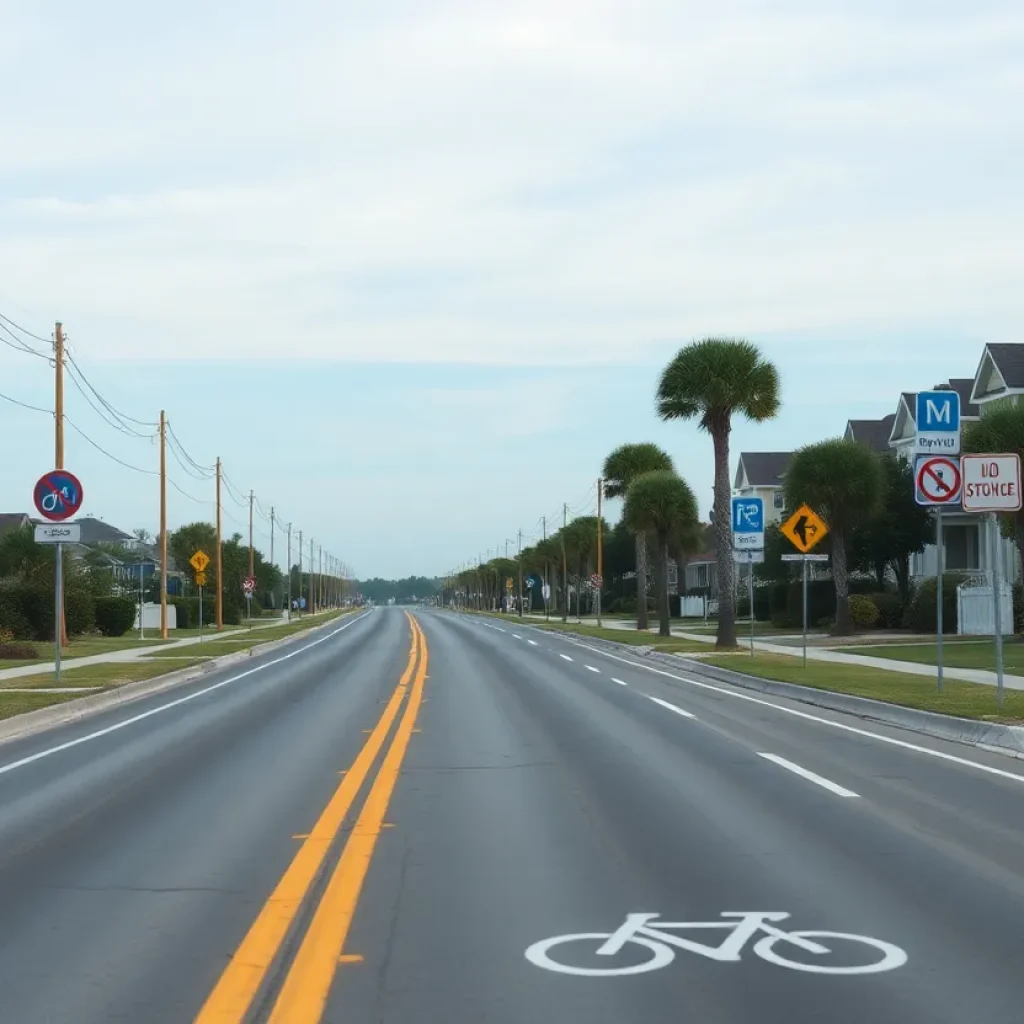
[1,1,1022,366]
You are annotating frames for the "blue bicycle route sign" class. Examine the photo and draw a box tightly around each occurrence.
[731,496,764,550]
[33,469,84,522]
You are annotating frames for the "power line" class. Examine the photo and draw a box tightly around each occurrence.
[65,359,156,439]
[65,349,158,430]
[0,321,50,360]
[0,388,51,415]
[167,476,210,505]
[166,421,216,477]
[65,417,158,475]
[0,312,51,345]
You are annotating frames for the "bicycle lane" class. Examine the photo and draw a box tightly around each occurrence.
[323,610,1024,1024]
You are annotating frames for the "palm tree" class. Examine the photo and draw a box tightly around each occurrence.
[964,406,1024,583]
[656,338,781,648]
[623,470,699,636]
[785,438,884,634]
[603,443,675,630]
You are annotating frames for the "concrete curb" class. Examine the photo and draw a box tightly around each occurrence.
[0,614,352,748]
[527,625,1024,760]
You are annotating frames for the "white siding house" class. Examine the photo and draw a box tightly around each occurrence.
[733,452,793,525]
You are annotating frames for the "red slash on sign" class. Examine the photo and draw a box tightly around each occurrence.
[915,456,962,506]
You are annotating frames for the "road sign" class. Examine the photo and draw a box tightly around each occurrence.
[914,455,961,506]
[781,553,829,562]
[194,571,207,586]
[243,576,256,595]
[733,549,764,564]
[731,497,764,550]
[189,550,210,573]
[34,523,81,544]
[780,504,828,553]
[590,573,603,589]
[914,390,960,455]
[505,577,514,591]
[961,454,1023,512]
[33,469,84,522]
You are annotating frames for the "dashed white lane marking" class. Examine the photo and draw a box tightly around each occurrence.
[559,654,574,662]
[585,665,600,674]
[537,633,1024,785]
[612,678,627,686]
[495,627,507,632]
[512,634,523,640]
[647,695,696,720]
[758,753,860,799]
[527,640,538,646]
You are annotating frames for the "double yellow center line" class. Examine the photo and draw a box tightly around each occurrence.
[195,612,428,1023]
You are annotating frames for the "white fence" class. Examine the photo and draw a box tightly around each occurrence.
[956,583,1012,636]
[679,595,708,618]
[133,602,178,631]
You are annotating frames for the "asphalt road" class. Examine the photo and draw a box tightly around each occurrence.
[0,607,1022,1022]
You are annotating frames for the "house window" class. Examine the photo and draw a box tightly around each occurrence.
[773,491,785,510]
[944,524,980,570]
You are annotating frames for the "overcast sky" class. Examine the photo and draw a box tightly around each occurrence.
[1,0,1022,577]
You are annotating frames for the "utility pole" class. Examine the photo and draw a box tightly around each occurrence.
[269,505,275,568]
[310,537,316,614]
[562,503,569,623]
[53,322,67,651]
[286,522,292,619]
[597,477,604,628]
[248,490,255,579]
[517,529,523,619]
[159,410,168,638]
[318,545,323,610]
[215,458,223,630]
[298,529,303,615]
[543,516,550,620]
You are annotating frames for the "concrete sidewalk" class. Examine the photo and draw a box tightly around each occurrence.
[0,612,337,684]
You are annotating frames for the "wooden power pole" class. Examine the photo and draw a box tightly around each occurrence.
[216,457,223,630]
[53,322,67,647]
[160,410,168,638]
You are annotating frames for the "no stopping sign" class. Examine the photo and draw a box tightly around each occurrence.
[914,456,961,506]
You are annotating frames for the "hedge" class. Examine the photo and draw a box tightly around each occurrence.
[95,596,137,637]
[903,574,965,634]
[0,582,95,640]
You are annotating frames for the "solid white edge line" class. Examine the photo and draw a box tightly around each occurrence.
[0,611,373,777]
[758,752,860,798]
[520,626,1024,785]
[585,665,600,674]
[647,695,696,719]
[559,654,574,662]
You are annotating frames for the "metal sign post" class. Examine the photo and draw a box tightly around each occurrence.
[781,551,830,666]
[802,557,808,669]
[199,586,203,644]
[54,541,63,685]
[991,513,1005,706]
[936,510,943,692]
[746,552,755,657]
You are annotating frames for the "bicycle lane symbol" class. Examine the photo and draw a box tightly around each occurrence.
[525,912,908,978]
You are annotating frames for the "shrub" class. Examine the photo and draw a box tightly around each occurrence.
[848,594,880,630]
[64,586,96,637]
[94,596,137,637]
[173,597,217,629]
[1015,585,1024,635]
[0,641,38,660]
[904,574,964,634]
[868,592,904,630]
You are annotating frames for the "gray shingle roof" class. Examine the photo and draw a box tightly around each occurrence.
[738,452,792,487]
[847,414,896,452]
[75,516,135,546]
[985,344,1024,390]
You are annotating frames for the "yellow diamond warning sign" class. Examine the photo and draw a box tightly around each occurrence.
[780,504,828,554]
[189,550,210,573]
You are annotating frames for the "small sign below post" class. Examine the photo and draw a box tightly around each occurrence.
[34,524,81,544]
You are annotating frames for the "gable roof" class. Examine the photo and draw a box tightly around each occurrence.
[75,516,135,547]
[845,414,896,453]
[970,343,1024,404]
[947,378,980,418]
[0,513,31,539]
[735,452,792,489]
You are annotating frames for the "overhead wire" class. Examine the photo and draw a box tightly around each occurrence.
[65,359,157,440]
[166,420,216,477]
[65,349,157,430]
[65,417,158,475]
[0,312,52,346]
[0,389,51,415]
[0,321,50,360]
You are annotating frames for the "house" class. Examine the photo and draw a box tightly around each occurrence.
[733,452,793,525]
[887,376,1015,580]
[683,551,718,596]
[0,513,32,539]
[75,517,140,549]
[844,414,896,453]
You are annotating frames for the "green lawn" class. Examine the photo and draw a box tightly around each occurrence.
[530,620,708,654]
[0,691,83,719]
[3,659,206,691]
[842,639,1024,674]
[700,653,1024,723]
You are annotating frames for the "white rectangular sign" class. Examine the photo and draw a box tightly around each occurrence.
[781,553,829,562]
[34,523,81,544]
[961,453,1023,512]
[913,390,961,456]
[733,549,764,563]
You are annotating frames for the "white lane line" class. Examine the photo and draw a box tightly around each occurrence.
[585,665,600,674]
[527,640,538,646]
[0,611,373,778]
[512,634,523,640]
[559,654,574,662]
[538,634,1024,785]
[612,678,627,686]
[758,753,860,799]
[496,627,507,633]
[647,695,696,719]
